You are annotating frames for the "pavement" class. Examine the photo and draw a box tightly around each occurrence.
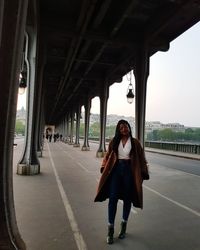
[12,139,200,250]
[145,147,200,161]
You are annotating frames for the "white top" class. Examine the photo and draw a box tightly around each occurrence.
[118,137,131,159]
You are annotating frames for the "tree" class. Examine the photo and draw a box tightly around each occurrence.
[158,128,174,141]
[15,120,25,135]
[146,127,200,142]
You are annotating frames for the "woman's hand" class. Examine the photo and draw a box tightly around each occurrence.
[100,167,104,174]
[142,171,150,180]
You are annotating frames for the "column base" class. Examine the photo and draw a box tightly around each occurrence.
[96,151,107,158]
[81,146,90,151]
[17,163,40,175]
[37,151,42,157]
[68,142,74,145]
[73,143,80,147]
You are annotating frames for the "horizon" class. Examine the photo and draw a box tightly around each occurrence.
[16,107,200,128]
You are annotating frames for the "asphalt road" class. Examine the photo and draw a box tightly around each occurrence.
[12,139,200,250]
[146,152,200,176]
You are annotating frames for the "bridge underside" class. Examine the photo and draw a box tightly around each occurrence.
[37,0,200,124]
[1,0,200,249]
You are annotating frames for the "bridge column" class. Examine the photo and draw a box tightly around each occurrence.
[36,58,45,157]
[69,111,75,145]
[17,27,40,175]
[37,104,45,157]
[64,113,69,143]
[82,98,91,151]
[96,83,109,157]
[61,118,65,141]
[74,105,81,147]
[134,43,150,147]
[0,1,28,249]
[62,118,65,141]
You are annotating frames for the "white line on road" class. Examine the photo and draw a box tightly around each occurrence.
[144,185,200,217]
[51,142,200,220]
[151,162,200,178]
[56,143,95,173]
[47,143,88,250]
[53,143,200,217]
[55,143,74,159]
[95,178,137,214]
[77,162,90,173]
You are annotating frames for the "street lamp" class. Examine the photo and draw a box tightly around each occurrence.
[18,71,27,95]
[126,70,134,104]
[18,33,29,95]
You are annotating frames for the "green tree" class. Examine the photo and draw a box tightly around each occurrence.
[194,128,200,141]
[90,122,100,137]
[158,128,174,141]
[106,125,115,138]
[146,127,200,142]
[79,123,84,136]
[15,120,25,135]
[152,130,159,140]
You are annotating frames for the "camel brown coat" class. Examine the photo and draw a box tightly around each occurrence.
[94,138,149,209]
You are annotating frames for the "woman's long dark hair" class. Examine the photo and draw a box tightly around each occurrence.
[112,119,133,155]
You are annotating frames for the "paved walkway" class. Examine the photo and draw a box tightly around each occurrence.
[145,147,200,161]
[13,140,200,250]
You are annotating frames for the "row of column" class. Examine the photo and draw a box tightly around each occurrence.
[0,1,28,249]
[54,44,150,157]
[54,85,109,158]
[0,2,149,248]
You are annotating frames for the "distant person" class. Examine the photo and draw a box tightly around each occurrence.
[49,134,52,142]
[94,119,149,244]
[53,133,57,142]
[56,132,59,140]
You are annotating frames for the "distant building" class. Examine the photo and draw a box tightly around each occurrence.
[17,108,187,135]
[86,113,186,136]
[145,121,185,133]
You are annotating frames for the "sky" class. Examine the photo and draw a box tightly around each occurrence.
[18,21,200,127]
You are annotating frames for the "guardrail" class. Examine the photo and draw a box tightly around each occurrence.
[145,141,200,155]
[82,137,200,155]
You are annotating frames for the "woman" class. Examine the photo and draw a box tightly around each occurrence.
[94,120,149,244]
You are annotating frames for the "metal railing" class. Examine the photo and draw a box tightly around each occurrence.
[80,136,200,155]
[145,141,200,155]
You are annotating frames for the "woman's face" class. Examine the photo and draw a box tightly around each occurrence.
[119,123,130,136]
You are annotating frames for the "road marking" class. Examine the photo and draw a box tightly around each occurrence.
[55,143,95,173]
[144,185,200,217]
[77,162,90,173]
[55,143,74,159]
[119,200,137,214]
[95,178,137,214]
[56,142,139,215]
[47,143,88,250]
[152,162,200,178]
[52,142,200,217]
[182,172,200,178]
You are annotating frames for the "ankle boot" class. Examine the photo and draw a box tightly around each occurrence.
[107,225,114,244]
[118,221,127,239]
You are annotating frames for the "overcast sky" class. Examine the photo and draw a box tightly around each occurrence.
[91,21,200,127]
[18,21,200,127]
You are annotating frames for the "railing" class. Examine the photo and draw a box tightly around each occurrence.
[80,136,200,155]
[145,141,200,155]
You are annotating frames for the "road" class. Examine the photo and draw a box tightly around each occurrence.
[13,139,200,250]
[146,152,200,176]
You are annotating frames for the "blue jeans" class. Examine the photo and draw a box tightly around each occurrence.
[108,160,133,225]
